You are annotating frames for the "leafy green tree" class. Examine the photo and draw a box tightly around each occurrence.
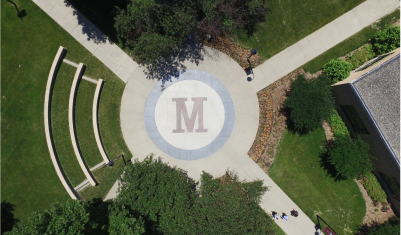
[108,203,145,235]
[114,155,199,234]
[284,74,335,133]
[322,58,353,84]
[114,0,267,65]
[372,26,400,55]
[197,171,274,234]
[5,200,92,235]
[328,135,374,180]
[114,0,197,65]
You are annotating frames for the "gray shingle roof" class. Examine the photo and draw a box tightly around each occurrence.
[353,55,400,160]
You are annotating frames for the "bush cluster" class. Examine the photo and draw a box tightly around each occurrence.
[360,172,387,203]
[372,26,400,55]
[284,74,335,133]
[322,58,353,84]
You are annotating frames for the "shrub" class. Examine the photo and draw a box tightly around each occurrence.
[360,172,387,203]
[322,58,353,84]
[284,74,335,133]
[372,26,400,55]
[368,217,400,235]
[346,45,375,69]
[328,135,374,179]
[328,109,350,137]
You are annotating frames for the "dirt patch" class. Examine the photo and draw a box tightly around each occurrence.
[322,120,334,142]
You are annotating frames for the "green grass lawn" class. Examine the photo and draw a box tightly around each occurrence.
[303,9,400,73]
[75,79,104,169]
[236,0,365,60]
[1,0,130,220]
[268,128,365,234]
[51,64,87,187]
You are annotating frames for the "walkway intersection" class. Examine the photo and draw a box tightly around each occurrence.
[34,0,400,234]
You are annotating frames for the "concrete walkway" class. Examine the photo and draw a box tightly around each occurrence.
[33,0,399,234]
[34,0,139,83]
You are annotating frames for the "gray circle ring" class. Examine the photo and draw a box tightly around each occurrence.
[144,70,235,160]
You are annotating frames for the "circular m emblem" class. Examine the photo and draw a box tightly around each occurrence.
[145,70,235,160]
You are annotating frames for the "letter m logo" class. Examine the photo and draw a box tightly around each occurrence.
[172,97,207,133]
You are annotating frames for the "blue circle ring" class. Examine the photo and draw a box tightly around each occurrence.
[144,70,235,160]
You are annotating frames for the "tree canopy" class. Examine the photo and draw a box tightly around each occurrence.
[6,155,277,235]
[114,0,267,65]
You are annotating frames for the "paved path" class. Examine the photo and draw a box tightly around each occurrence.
[251,0,400,92]
[33,0,399,234]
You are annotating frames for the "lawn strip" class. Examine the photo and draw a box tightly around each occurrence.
[75,80,103,168]
[79,159,126,201]
[303,9,400,73]
[268,129,365,234]
[51,63,87,187]
[236,0,365,60]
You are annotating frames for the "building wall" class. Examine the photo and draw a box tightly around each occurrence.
[332,83,400,183]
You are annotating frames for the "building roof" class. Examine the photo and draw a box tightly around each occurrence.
[353,54,400,160]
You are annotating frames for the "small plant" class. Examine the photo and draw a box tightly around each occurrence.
[322,58,353,84]
[328,109,350,137]
[372,26,400,54]
[375,209,379,212]
[346,45,375,69]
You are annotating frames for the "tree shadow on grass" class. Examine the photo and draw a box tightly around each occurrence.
[1,201,20,233]
[63,0,128,45]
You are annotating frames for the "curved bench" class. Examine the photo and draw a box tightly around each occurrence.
[69,63,97,186]
[92,79,110,164]
[44,46,81,200]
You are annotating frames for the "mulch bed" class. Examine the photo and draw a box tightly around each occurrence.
[248,90,273,161]
[204,36,262,71]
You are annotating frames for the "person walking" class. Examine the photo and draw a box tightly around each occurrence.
[282,212,289,221]
[291,209,299,217]
[272,211,279,220]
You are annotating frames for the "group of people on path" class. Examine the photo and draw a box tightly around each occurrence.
[272,209,298,221]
